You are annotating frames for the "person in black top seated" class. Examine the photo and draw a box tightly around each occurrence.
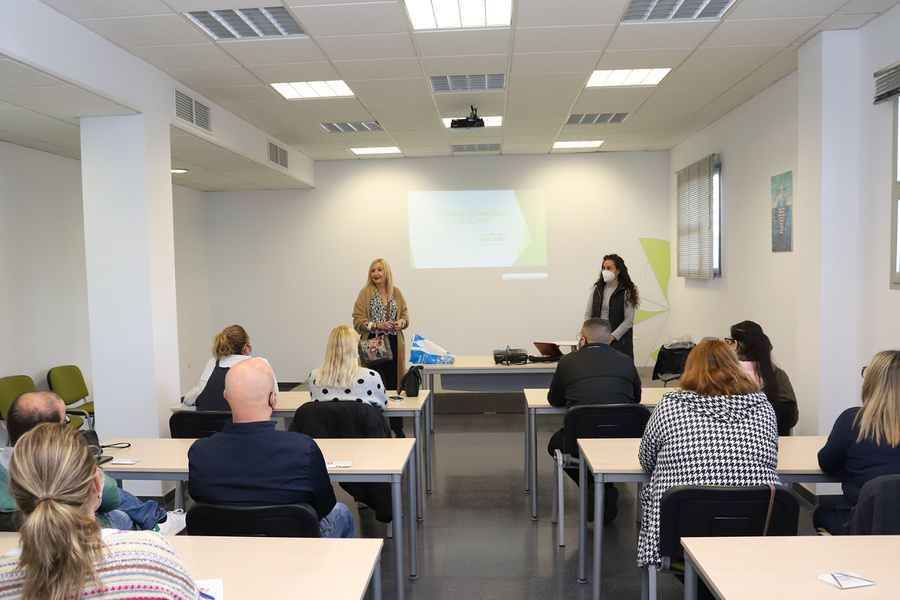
[547,318,642,523]
[182,324,278,411]
[188,357,355,538]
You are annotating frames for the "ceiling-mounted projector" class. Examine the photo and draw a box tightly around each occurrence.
[451,105,484,128]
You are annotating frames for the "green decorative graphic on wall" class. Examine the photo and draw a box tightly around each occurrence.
[634,237,671,325]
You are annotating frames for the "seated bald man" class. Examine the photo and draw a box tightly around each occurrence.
[188,357,355,538]
[0,391,185,534]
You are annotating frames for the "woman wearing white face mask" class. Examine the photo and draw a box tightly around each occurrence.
[584,253,640,358]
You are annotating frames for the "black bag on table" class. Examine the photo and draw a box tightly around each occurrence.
[399,365,424,397]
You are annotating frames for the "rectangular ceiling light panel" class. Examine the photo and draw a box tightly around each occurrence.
[405,0,511,30]
[185,7,306,40]
[587,68,670,87]
[553,141,603,149]
[272,80,354,99]
[622,0,737,21]
[351,147,402,155]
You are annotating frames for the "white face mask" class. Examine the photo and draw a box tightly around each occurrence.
[601,269,616,283]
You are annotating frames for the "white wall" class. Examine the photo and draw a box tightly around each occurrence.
[0,140,92,389]
[668,73,800,379]
[857,6,900,358]
[177,152,671,386]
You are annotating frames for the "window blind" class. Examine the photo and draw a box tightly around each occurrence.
[677,154,718,279]
[874,60,900,105]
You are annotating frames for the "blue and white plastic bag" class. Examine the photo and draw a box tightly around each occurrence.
[409,334,455,364]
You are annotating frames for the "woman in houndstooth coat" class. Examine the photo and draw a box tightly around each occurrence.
[637,340,781,567]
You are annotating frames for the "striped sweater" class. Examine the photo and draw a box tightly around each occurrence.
[0,529,198,600]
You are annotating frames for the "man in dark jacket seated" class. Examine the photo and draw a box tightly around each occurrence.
[547,318,642,523]
[188,357,355,538]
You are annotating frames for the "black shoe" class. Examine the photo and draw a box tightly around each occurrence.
[393,429,406,438]
[603,484,619,524]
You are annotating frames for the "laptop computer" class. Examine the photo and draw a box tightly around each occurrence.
[533,342,564,357]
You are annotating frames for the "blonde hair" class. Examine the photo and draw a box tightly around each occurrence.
[212,325,249,359]
[679,339,760,397]
[317,325,363,388]
[855,350,900,446]
[9,423,105,600]
[363,258,394,302]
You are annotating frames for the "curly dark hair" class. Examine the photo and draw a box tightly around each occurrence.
[730,320,778,402]
[600,253,640,308]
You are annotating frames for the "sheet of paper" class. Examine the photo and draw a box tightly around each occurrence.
[818,572,875,589]
[197,578,224,600]
[109,458,141,465]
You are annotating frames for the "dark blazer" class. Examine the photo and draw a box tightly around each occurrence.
[548,342,642,408]
[188,420,336,520]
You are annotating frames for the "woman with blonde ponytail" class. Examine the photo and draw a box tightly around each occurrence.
[183,324,278,411]
[0,424,197,600]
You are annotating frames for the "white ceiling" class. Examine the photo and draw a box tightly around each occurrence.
[0,0,897,191]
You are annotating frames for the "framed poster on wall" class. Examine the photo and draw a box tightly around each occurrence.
[771,171,793,252]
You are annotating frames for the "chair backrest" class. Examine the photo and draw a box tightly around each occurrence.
[848,474,900,534]
[562,403,652,455]
[169,411,232,439]
[186,502,321,537]
[658,485,800,561]
[46,365,89,405]
[0,376,37,420]
[289,401,391,439]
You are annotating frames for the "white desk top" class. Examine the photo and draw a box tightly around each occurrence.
[578,436,831,479]
[683,535,900,599]
[0,533,383,600]
[102,437,416,477]
[523,387,666,409]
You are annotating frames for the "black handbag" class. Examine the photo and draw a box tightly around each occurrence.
[399,365,424,397]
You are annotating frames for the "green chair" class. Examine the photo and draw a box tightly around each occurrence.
[0,375,85,431]
[46,365,94,428]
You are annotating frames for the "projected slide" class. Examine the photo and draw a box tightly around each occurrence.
[408,190,547,269]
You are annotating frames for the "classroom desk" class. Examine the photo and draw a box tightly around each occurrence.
[421,356,558,494]
[172,389,431,522]
[577,436,838,600]
[682,535,900,600]
[102,436,418,600]
[0,533,384,600]
[522,387,667,521]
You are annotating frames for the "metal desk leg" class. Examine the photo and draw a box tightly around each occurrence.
[530,408,539,520]
[578,460,587,584]
[524,404,531,493]
[425,393,433,494]
[427,374,435,433]
[684,556,699,600]
[407,460,418,580]
[593,478,605,600]
[414,410,423,522]
[391,475,405,600]
[174,481,184,510]
[372,554,382,600]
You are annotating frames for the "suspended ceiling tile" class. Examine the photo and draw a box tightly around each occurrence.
[513,25,615,53]
[291,2,409,36]
[682,45,783,68]
[607,21,720,51]
[414,29,511,57]
[316,33,416,61]
[596,48,694,70]
[41,0,171,19]
[515,0,629,27]
[78,14,208,47]
[166,65,260,88]
[334,58,424,80]
[727,0,846,19]
[420,55,509,76]
[511,51,601,75]
[702,17,824,47]
[129,43,238,70]
[245,62,342,83]
[218,37,327,65]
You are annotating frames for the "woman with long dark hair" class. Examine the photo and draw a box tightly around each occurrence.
[584,253,639,358]
[727,320,798,436]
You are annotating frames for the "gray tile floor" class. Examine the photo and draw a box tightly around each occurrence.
[346,412,819,600]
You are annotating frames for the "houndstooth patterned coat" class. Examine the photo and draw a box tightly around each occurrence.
[637,390,780,566]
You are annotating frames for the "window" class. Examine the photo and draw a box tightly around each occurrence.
[892,98,900,289]
[677,154,721,279]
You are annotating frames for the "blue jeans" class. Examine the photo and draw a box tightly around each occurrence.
[117,489,167,530]
[319,502,356,538]
[107,509,137,531]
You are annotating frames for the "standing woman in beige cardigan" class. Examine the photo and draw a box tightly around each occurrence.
[352,258,410,437]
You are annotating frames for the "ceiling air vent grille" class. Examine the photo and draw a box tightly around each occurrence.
[430,74,505,93]
[268,142,288,168]
[320,121,383,133]
[451,143,500,153]
[174,90,212,132]
[185,7,306,40]
[567,113,629,125]
[623,0,736,21]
